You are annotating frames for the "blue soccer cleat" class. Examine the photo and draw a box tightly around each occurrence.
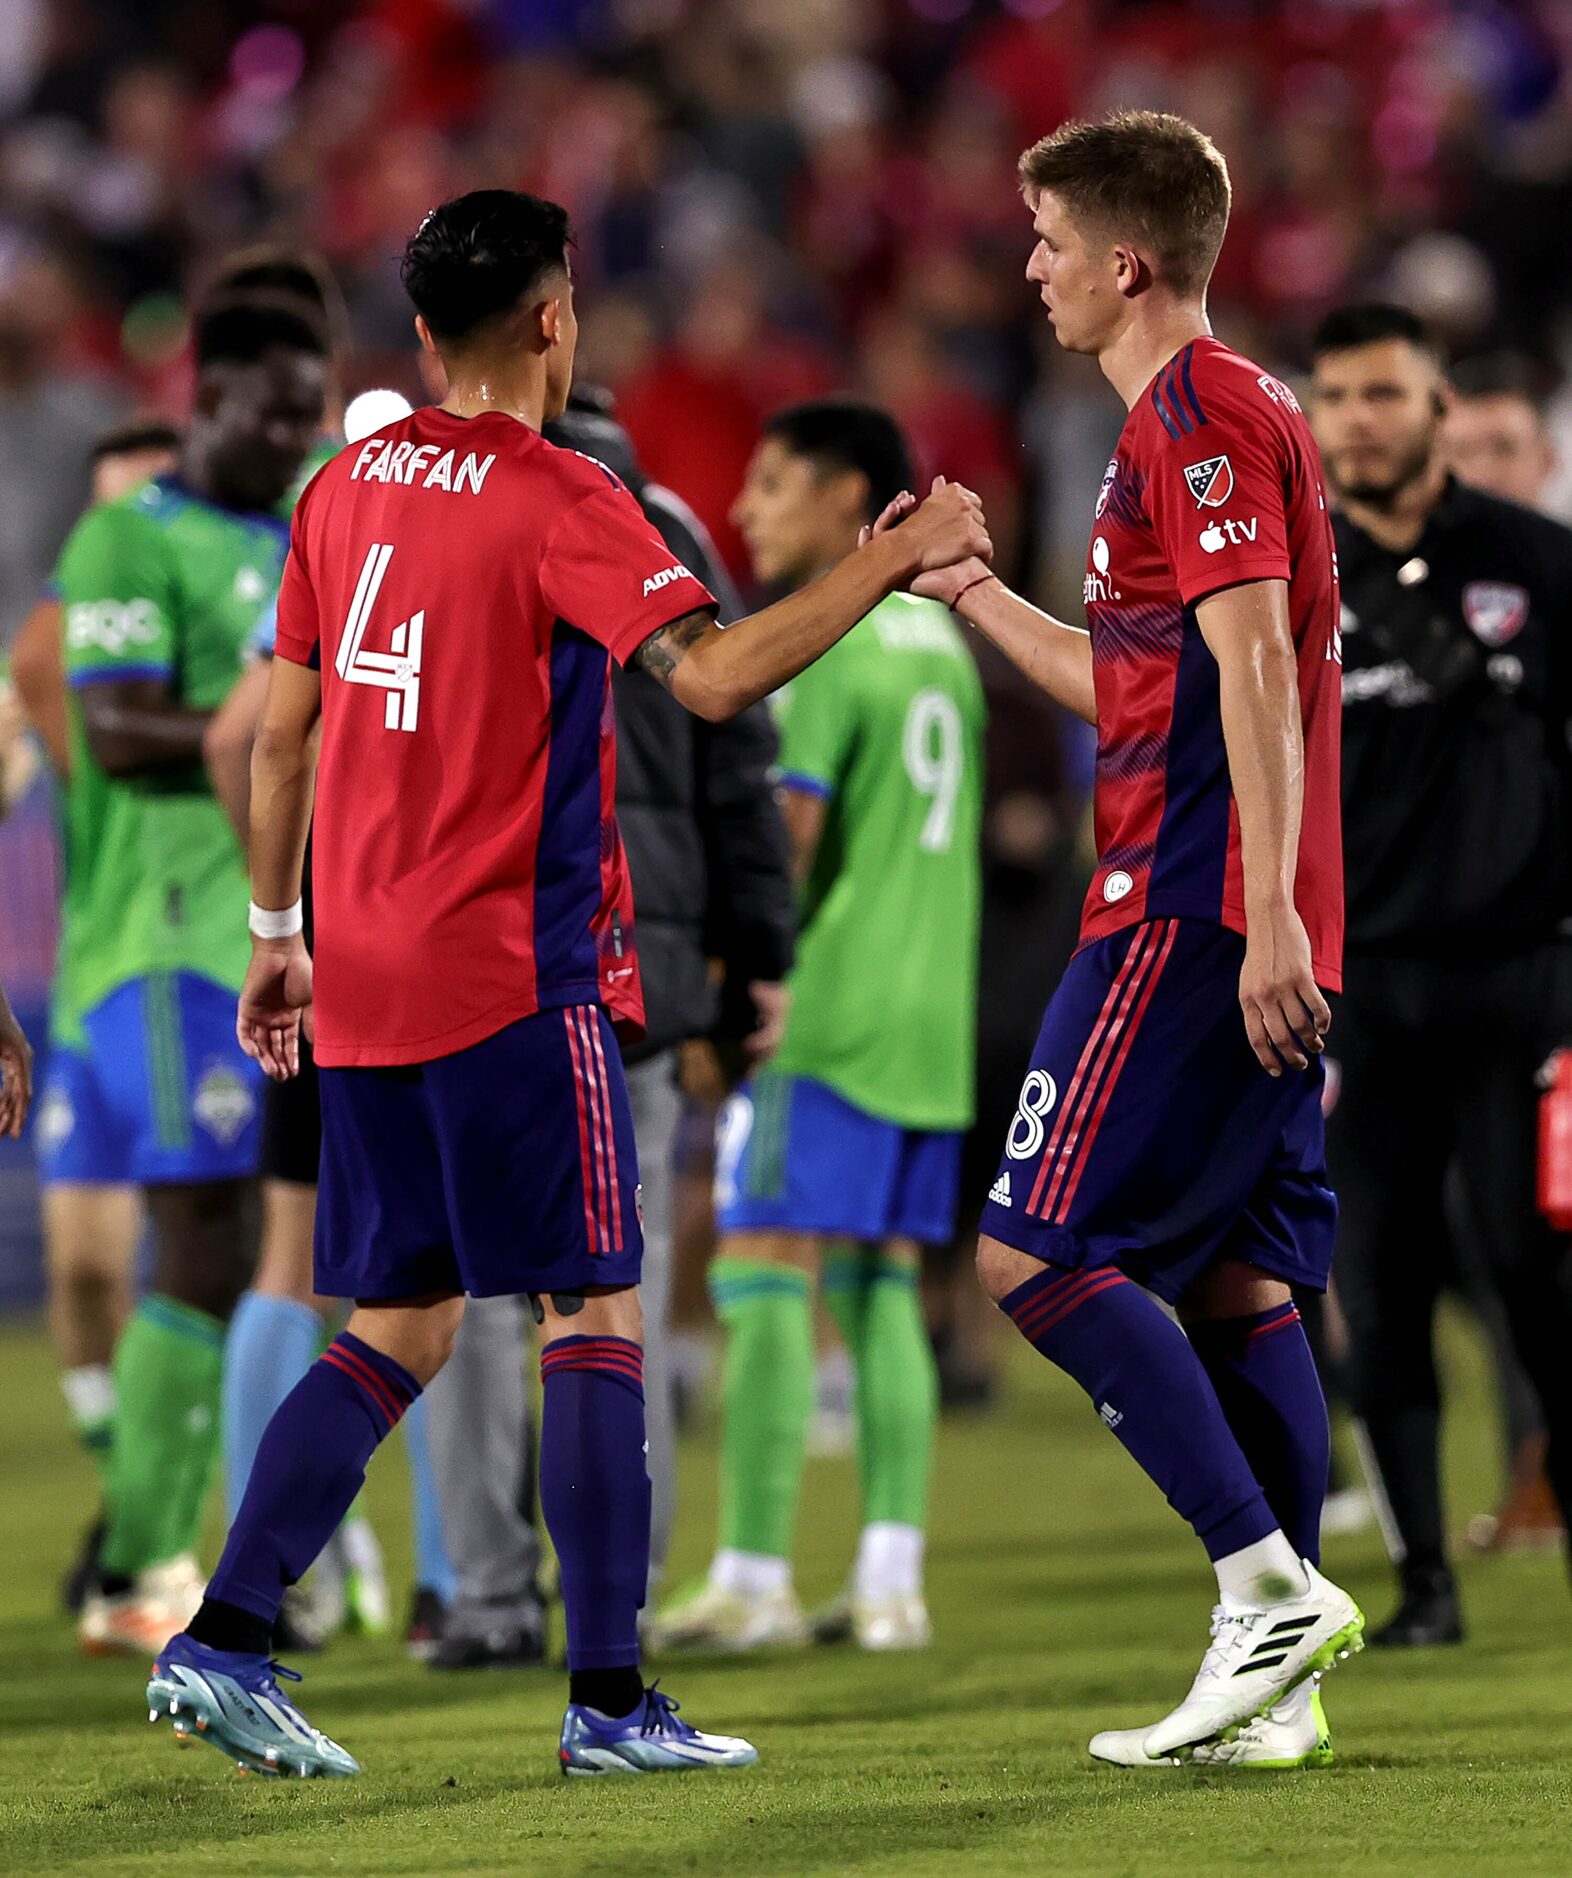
[558,1684,759,1776]
[146,1632,361,1778]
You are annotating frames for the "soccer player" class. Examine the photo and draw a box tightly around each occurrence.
[865,112,1363,1768]
[651,401,983,1655]
[10,423,178,1485]
[46,298,328,1654]
[144,188,988,1779]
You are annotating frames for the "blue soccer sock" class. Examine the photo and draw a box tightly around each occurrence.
[539,1335,649,1693]
[1000,1266,1286,1567]
[402,1390,457,1604]
[1185,1302,1330,1565]
[198,1332,418,1632]
[222,1292,322,1520]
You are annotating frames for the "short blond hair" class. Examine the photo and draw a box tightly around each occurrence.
[1019,110,1231,298]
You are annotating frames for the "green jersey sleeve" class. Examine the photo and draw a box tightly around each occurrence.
[56,501,178,690]
[773,644,860,798]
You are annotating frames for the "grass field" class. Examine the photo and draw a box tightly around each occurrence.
[2,1310,1569,1878]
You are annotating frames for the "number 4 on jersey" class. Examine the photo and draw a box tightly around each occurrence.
[337,542,424,732]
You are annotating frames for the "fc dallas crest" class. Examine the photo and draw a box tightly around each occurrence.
[1462,581,1529,647]
[1182,454,1234,508]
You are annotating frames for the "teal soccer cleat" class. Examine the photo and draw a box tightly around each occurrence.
[146,1633,360,1778]
[559,1684,759,1775]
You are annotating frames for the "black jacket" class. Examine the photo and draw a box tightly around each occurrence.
[545,407,794,1058]
[1337,476,1572,958]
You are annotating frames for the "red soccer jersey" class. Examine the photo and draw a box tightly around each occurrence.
[1079,337,1344,990]
[273,407,716,1067]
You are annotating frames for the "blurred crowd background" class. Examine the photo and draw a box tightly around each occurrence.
[2,0,1571,1302]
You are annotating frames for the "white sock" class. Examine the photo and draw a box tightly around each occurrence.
[1213,1532,1309,1611]
[710,1548,790,1599]
[852,1521,923,1601]
[61,1363,115,1430]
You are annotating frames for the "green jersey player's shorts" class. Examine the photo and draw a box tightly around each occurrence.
[35,971,263,1186]
[716,1070,962,1246]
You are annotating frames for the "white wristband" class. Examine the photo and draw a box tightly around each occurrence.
[249,899,304,940]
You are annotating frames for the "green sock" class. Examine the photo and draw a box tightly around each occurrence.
[60,1364,116,1476]
[708,1257,815,1560]
[101,1294,225,1578]
[823,1248,938,1530]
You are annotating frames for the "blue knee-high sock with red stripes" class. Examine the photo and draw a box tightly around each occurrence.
[201,1332,418,1630]
[1185,1302,1330,1564]
[1000,1266,1278,1559]
[539,1335,650,1675]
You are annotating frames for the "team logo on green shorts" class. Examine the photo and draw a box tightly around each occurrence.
[193,1065,256,1147]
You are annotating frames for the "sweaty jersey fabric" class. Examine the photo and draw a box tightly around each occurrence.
[54,476,291,1017]
[273,407,717,1068]
[770,591,985,1130]
[1081,338,1343,990]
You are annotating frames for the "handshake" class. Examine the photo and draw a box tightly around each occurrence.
[860,476,996,610]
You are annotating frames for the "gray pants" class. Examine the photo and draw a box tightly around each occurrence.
[423,1049,683,1632]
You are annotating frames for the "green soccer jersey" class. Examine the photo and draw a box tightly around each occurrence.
[770,591,985,1131]
[53,477,292,1019]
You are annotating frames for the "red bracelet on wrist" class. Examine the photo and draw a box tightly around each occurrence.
[949,570,997,613]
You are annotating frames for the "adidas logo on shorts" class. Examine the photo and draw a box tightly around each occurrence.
[988,1171,1012,1208]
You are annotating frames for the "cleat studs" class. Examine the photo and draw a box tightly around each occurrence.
[169,1699,180,1713]
[265,1749,279,1764]
[195,1719,207,1732]
[149,1709,158,1722]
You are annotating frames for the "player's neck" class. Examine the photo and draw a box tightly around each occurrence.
[1100,304,1212,412]
[439,359,547,431]
[1337,457,1448,554]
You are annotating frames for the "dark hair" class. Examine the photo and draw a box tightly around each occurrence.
[1019,111,1230,297]
[194,296,328,370]
[762,400,915,522]
[1448,350,1551,413]
[90,419,182,466]
[401,190,571,344]
[1310,303,1446,365]
[204,245,347,351]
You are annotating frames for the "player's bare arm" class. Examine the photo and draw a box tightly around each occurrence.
[862,488,1097,726]
[0,975,33,1139]
[203,659,273,850]
[76,676,210,776]
[1196,578,1330,1076]
[9,596,72,780]
[779,786,828,887]
[237,655,321,1082]
[632,481,990,720]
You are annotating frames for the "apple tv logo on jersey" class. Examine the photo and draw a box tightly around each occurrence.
[1199,516,1259,554]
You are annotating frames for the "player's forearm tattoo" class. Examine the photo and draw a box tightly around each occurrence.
[632,610,713,692]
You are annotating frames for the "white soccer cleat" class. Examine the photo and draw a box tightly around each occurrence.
[138,1555,206,1627]
[1140,1564,1363,1761]
[814,1590,932,1652]
[1091,1677,1334,1769]
[645,1581,809,1655]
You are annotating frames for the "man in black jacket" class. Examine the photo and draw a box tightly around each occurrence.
[421,391,794,1667]
[1311,303,1572,1645]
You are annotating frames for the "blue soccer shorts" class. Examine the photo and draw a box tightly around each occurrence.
[34,971,263,1187]
[314,1002,643,1302]
[979,917,1336,1304]
[716,1070,963,1246]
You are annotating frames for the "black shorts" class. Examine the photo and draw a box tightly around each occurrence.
[260,1044,322,1187]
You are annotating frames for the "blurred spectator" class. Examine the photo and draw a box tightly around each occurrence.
[1444,351,1558,510]
[0,251,122,645]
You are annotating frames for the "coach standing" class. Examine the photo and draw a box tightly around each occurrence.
[1310,303,1572,1645]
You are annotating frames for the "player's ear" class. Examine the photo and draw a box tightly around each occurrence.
[1111,242,1147,301]
[413,314,440,359]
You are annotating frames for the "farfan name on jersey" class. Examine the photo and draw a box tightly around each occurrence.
[350,438,497,494]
